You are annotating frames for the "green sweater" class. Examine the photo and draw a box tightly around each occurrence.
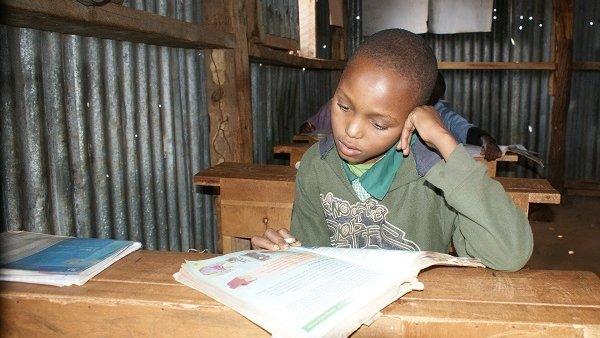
[290,142,533,271]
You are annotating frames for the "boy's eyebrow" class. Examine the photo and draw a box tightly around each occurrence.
[337,88,398,124]
[367,111,398,124]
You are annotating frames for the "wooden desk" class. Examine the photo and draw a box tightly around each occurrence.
[474,152,519,177]
[275,142,518,177]
[194,163,560,252]
[194,163,297,252]
[273,143,312,168]
[2,250,598,337]
[495,177,562,214]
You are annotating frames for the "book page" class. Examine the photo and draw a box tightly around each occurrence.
[292,247,422,281]
[176,249,407,337]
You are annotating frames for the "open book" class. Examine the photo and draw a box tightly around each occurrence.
[174,247,483,337]
[0,231,141,287]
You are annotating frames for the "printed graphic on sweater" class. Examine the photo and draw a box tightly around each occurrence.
[320,192,421,251]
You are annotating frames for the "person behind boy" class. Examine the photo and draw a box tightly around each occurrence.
[252,29,532,272]
[300,72,503,161]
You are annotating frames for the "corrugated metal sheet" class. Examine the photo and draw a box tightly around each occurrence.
[316,0,332,59]
[566,1,600,180]
[0,5,216,251]
[122,0,202,23]
[347,0,362,58]
[259,0,300,40]
[251,63,340,164]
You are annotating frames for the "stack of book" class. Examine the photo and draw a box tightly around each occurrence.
[0,231,141,287]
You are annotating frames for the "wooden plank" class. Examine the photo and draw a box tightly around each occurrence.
[494,177,561,204]
[203,0,254,164]
[1,252,598,337]
[258,34,300,51]
[298,0,317,58]
[0,0,235,49]
[548,0,574,192]
[249,43,346,69]
[573,61,600,71]
[222,236,252,253]
[219,178,295,238]
[193,162,297,187]
[438,61,556,70]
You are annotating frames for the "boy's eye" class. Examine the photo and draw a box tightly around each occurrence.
[372,122,388,130]
[337,103,350,111]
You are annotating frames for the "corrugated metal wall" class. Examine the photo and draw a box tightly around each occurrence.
[259,0,300,41]
[566,0,600,180]
[0,0,217,252]
[251,63,340,164]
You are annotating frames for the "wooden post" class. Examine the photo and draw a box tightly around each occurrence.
[548,0,573,192]
[202,0,254,165]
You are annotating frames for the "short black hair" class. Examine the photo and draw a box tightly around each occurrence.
[348,29,438,106]
[427,71,446,105]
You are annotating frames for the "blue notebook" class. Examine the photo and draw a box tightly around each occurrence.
[2,238,133,274]
[0,231,141,286]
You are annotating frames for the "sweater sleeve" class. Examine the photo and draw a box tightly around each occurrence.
[290,148,331,247]
[435,101,473,144]
[425,144,533,271]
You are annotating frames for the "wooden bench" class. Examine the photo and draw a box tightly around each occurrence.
[275,142,518,177]
[1,250,598,337]
[194,162,560,252]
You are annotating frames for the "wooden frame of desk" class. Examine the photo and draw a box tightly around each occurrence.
[1,250,598,337]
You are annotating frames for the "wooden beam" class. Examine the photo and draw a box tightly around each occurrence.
[203,0,254,164]
[548,0,574,192]
[249,44,346,69]
[573,61,600,71]
[298,0,317,58]
[438,61,555,70]
[0,0,235,49]
[257,34,300,51]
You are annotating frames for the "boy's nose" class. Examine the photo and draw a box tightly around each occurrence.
[345,117,363,139]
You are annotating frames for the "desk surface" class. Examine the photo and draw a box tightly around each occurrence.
[194,162,297,186]
[1,250,598,337]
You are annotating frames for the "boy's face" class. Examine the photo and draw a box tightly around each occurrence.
[331,57,419,164]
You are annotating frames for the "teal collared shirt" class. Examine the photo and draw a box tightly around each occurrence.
[342,145,406,200]
[342,135,417,200]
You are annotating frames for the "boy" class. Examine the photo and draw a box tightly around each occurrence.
[300,72,503,161]
[252,29,532,272]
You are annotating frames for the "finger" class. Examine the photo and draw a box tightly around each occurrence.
[264,228,289,249]
[251,236,280,251]
[395,138,403,151]
[277,229,302,247]
[400,121,414,155]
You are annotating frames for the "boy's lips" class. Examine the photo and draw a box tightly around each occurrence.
[337,139,361,157]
